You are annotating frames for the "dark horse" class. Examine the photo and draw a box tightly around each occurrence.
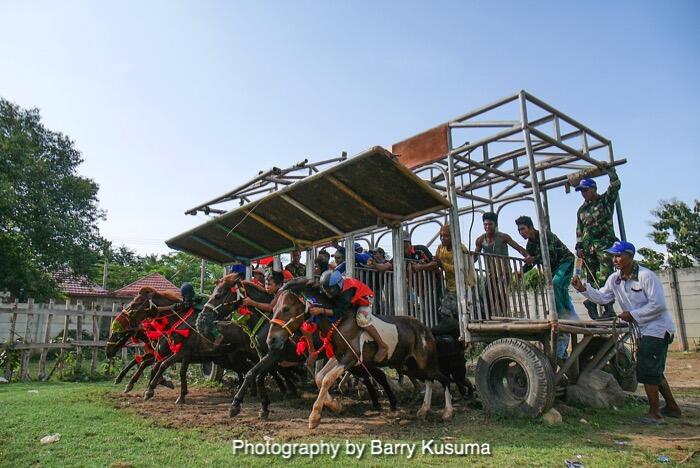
[106,287,182,392]
[201,274,398,419]
[269,285,454,429]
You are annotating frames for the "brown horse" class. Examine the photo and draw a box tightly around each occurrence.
[268,287,454,429]
[203,274,399,419]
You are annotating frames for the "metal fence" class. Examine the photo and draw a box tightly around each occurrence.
[352,251,550,329]
[468,252,549,322]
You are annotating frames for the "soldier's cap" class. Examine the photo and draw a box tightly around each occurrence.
[575,178,597,191]
[605,241,635,256]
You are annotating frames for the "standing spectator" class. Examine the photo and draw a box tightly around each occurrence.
[474,212,529,316]
[418,224,475,336]
[572,241,680,423]
[284,250,306,278]
[515,216,578,359]
[314,249,331,277]
[332,241,371,274]
[574,168,621,319]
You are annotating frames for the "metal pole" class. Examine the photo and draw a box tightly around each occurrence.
[392,225,407,316]
[305,248,315,279]
[447,146,471,342]
[345,236,355,278]
[245,264,252,281]
[273,256,282,271]
[200,259,206,293]
[608,143,627,240]
[518,92,559,345]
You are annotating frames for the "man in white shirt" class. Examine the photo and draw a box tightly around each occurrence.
[572,240,681,424]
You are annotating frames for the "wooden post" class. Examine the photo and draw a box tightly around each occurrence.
[39,299,54,381]
[91,304,99,374]
[669,268,689,352]
[4,300,18,381]
[20,299,34,380]
[76,300,84,373]
[58,300,70,378]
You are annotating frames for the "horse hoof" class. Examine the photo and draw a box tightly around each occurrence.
[258,410,269,421]
[114,378,121,385]
[229,404,241,418]
[162,380,175,390]
[308,413,321,429]
[442,409,454,421]
[175,397,185,405]
[123,383,134,393]
[143,390,154,401]
[416,408,428,420]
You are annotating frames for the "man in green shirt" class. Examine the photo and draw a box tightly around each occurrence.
[516,216,579,359]
[574,169,621,319]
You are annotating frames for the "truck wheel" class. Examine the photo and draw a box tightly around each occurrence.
[200,362,224,382]
[476,338,554,418]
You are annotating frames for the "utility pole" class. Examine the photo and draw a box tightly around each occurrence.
[200,259,206,293]
[101,242,110,289]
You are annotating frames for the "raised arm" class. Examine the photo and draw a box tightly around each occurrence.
[502,233,529,258]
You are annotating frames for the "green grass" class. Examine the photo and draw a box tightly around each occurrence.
[0,380,685,467]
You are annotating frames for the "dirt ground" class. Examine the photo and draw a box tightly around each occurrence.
[108,352,700,458]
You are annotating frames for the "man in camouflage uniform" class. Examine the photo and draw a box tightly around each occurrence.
[284,250,306,278]
[575,168,621,319]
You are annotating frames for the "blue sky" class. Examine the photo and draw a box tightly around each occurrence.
[1,0,698,259]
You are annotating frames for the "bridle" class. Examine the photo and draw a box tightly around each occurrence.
[203,279,246,314]
[269,290,310,337]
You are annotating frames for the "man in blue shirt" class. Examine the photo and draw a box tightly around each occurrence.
[572,241,681,424]
[332,241,371,274]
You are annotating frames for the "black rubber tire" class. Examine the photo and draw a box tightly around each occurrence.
[476,338,555,418]
[579,337,638,392]
[200,362,224,382]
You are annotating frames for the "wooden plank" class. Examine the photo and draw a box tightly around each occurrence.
[4,301,18,381]
[58,301,70,379]
[91,304,99,373]
[19,299,34,380]
[38,299,54,381]
[76,300,83,373]
[6,343,73,350]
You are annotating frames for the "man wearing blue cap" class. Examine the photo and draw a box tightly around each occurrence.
[574,168,621,319]
[572,241,681,424]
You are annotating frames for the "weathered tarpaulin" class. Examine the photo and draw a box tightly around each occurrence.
[166,146,450,263]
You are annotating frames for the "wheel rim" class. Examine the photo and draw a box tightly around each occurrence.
[489,357,529,406]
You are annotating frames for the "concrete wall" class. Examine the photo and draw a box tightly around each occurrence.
[570,266,700,351]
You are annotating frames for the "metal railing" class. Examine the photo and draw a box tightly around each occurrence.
[355,264,446,329]
[468,251,549,322]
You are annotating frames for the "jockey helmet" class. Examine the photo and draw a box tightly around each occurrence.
[320,270,344,298]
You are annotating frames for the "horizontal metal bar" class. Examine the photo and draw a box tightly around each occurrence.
[449,120,519,128]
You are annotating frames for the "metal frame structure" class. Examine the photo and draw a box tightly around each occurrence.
[184,153,348,216]
[175,91,633,394]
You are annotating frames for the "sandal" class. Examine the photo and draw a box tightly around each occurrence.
[638,416,665,425]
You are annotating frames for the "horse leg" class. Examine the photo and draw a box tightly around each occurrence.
[368,367,398,411]
[124,358,150,393]
[230,354,276,417]
[416,380,433,419]
[280,368,299,398]
[144,353,178,400]
[115,358,137,385]
[256,372,270,420]
[441,384,454,421]
[175,357,189,405]
[359,369,381,410]
[271,369,287,394]
[309,362,346,429]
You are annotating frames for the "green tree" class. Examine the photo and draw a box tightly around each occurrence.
[638,247,665,271]
[649,199,700,268]
[1,98,104,300]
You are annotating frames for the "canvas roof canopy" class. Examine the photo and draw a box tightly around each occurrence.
[166,146,450,264]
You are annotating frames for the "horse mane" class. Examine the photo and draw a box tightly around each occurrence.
[242,280,274,303]
[155,289,182,301]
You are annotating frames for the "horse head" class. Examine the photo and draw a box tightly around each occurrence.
[203,272,247,317]
[267,289,308,352]
[105,287,181,358]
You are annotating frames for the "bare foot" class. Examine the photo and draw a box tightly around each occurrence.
[374,345,388,363]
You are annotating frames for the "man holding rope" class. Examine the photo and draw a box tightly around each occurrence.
[574,168,621,319]
[572,241,681,424]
